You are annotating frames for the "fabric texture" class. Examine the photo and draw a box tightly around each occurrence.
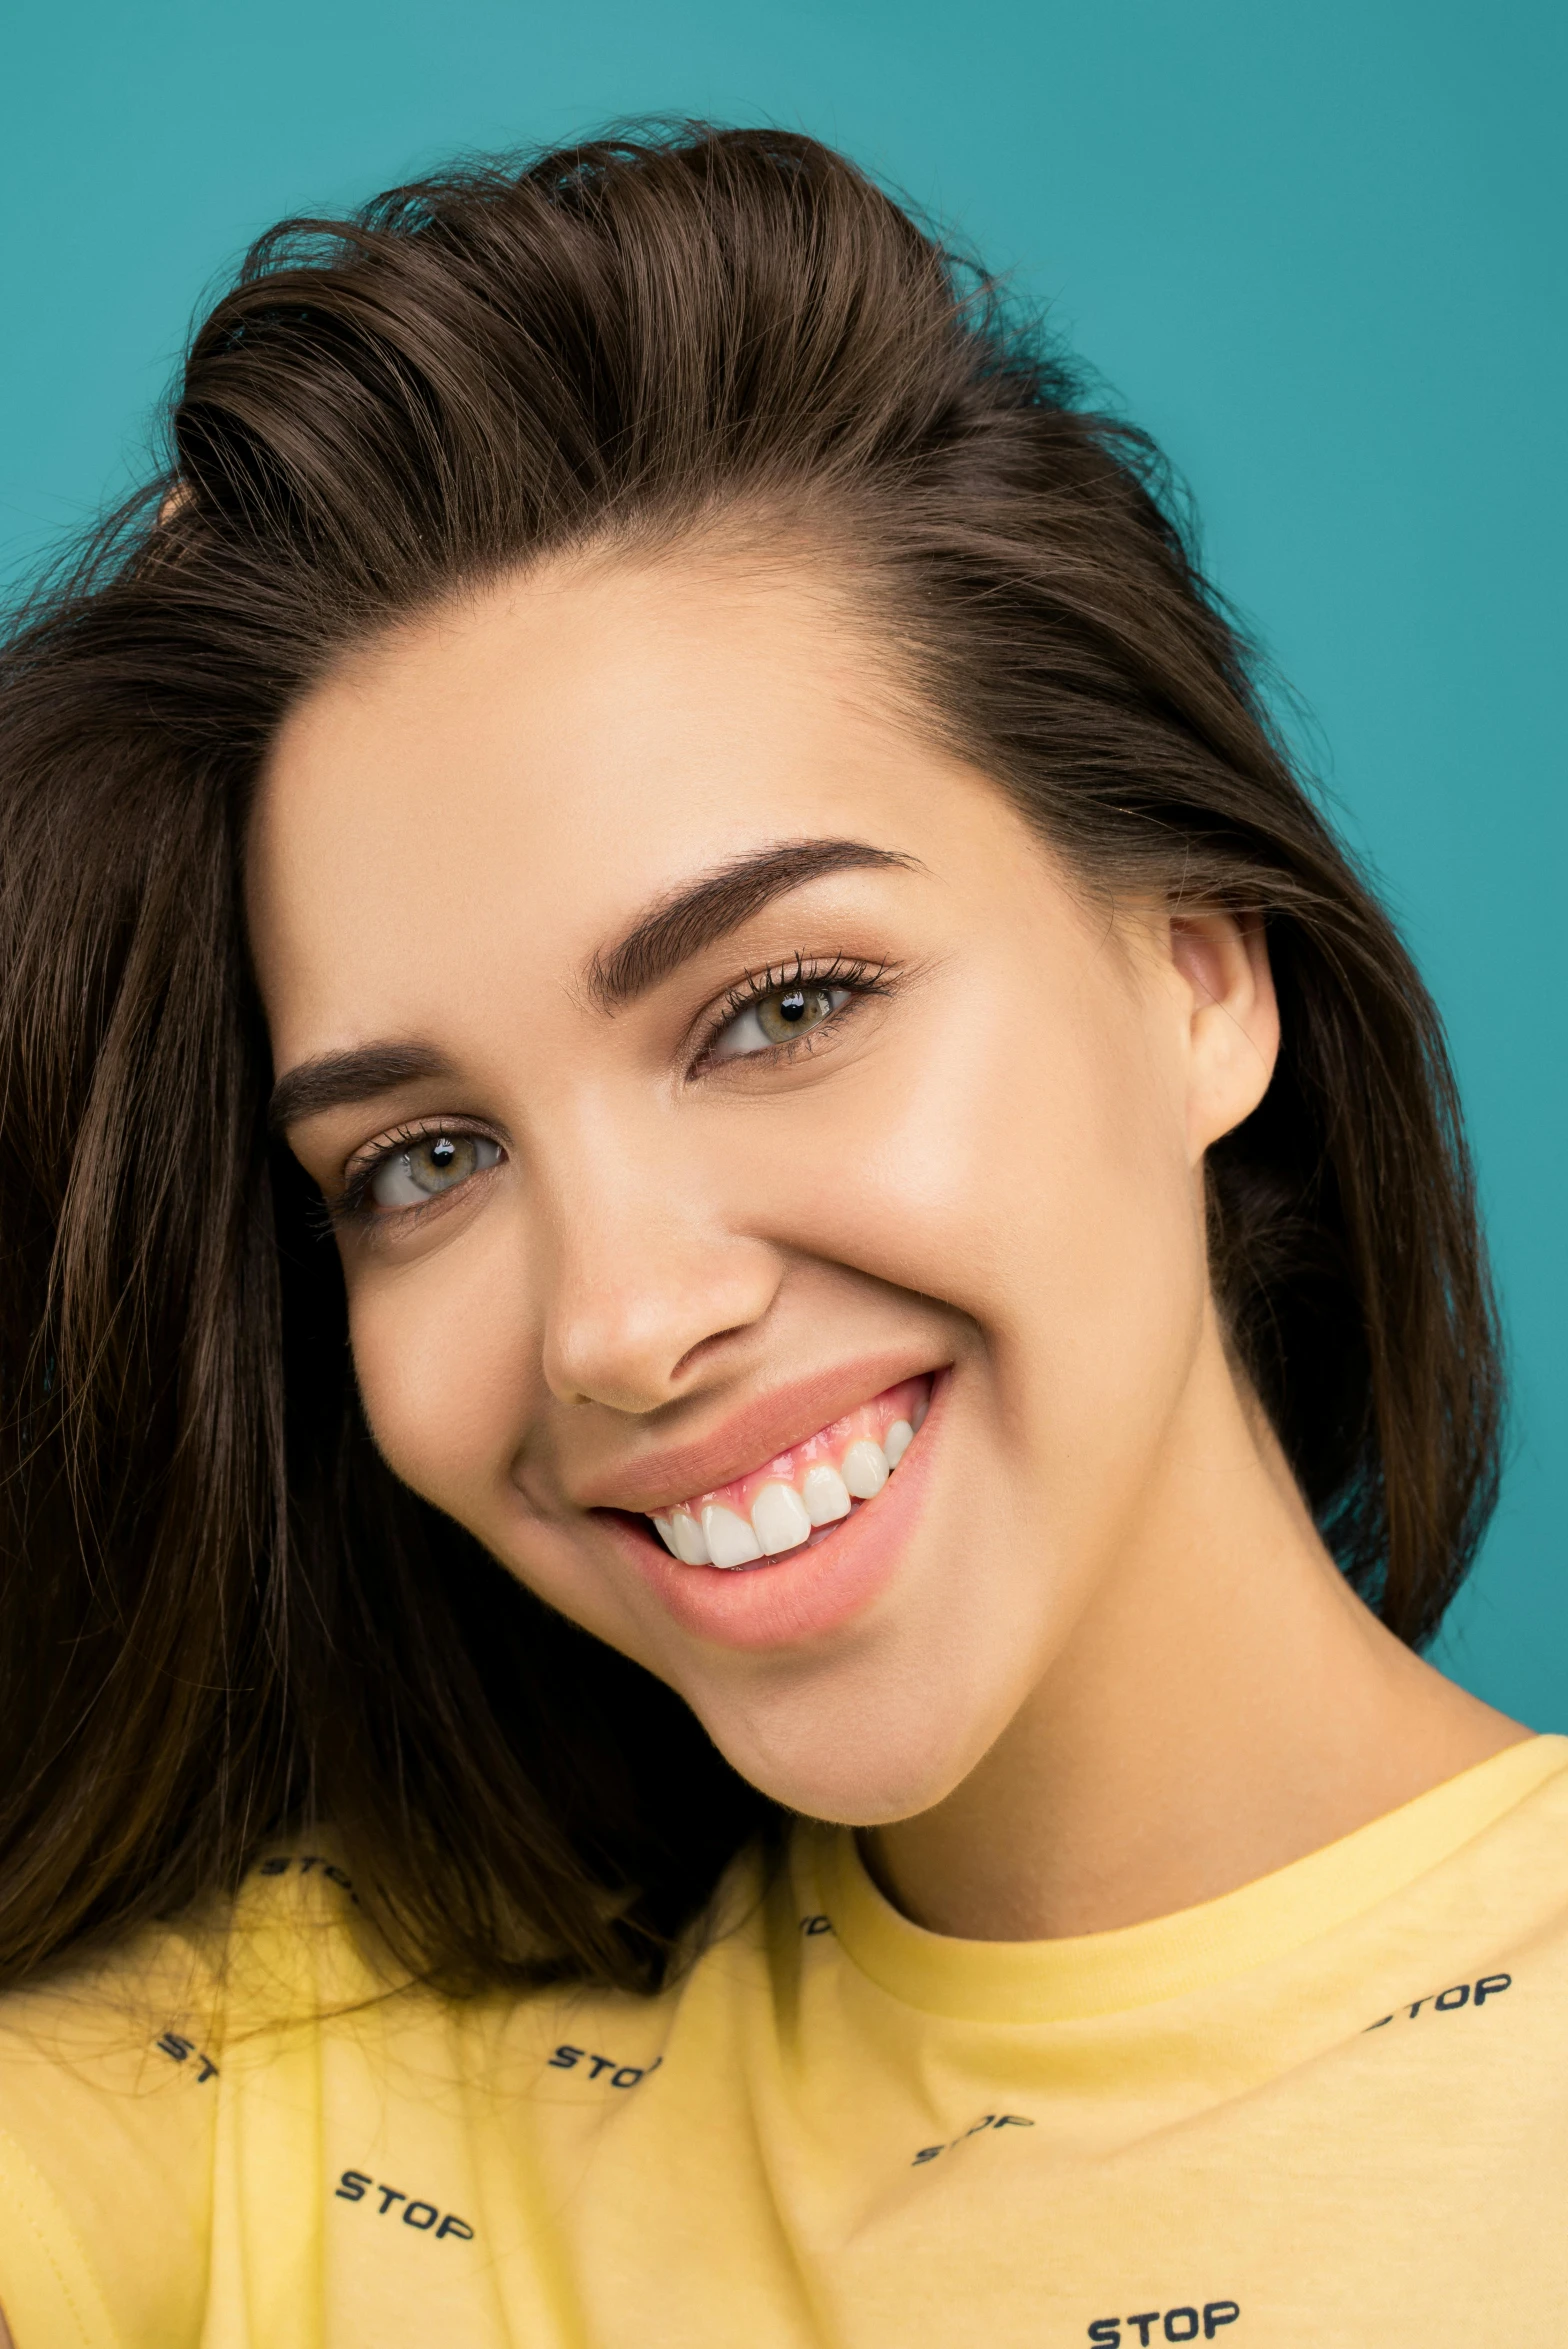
[1,1734,1565,2347]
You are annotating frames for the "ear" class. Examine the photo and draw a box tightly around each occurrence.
[1167,910,1280,1163]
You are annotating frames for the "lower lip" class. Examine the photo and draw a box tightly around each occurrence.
[599,1369,950,1653]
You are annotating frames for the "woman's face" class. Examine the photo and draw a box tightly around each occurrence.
[249,551,1276,1825]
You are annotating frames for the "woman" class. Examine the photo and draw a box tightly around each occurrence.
[0,124,1560,2347]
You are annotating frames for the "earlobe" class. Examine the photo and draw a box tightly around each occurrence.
[1169,910,1280,1159]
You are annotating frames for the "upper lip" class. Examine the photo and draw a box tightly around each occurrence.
[573,1352,945,1516]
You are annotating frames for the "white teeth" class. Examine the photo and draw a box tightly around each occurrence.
[669,1510,711,1566]
[800,1463,853,1525]
[841,1438,890,1501]
[702,1503,764,1570]
[749,1481,813,1557]
[653,1386,930,1563]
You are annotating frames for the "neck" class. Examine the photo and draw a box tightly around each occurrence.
[865,1323,1525,1943]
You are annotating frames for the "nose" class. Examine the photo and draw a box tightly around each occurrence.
[536,1129,783,1414]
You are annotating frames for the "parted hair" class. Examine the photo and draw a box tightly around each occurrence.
[0,124,1503,1994]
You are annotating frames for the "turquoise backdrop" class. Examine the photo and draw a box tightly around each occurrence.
[3,0,1562,1721]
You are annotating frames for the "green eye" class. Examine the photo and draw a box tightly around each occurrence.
[712,983,850,1060]
[368,1133,501,1210]
[757,984,837,1041]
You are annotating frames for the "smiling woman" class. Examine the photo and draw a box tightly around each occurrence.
[0,123,1562,2349]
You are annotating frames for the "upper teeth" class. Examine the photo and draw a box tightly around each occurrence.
[650,1396,922,1570]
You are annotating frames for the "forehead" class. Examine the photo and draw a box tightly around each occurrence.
[246,553,989,1049]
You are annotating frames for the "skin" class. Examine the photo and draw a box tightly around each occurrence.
[248,547,1523,1947]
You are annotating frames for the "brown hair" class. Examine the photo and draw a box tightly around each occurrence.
[0,124,1503,1994]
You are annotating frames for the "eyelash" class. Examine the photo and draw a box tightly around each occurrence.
[690,952,894,1068]
[331,1118,499,1229]
[331,954,894,1228]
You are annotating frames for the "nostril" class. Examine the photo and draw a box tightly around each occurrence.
[670,1325,753,1384]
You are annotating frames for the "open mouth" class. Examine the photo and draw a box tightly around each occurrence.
[645,1375,931,1570]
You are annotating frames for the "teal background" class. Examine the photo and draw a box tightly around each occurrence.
[3,2,1563,1720]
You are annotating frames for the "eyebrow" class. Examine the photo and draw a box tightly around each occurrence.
[268,838,915,1132]
[267,1042,458,1134]
[585,837,917,1011]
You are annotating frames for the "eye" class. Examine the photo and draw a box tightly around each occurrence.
[366,1132,502,1210]
[709,981,855,1062]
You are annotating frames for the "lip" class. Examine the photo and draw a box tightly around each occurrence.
[575,1350,946,1515]
[597,1366,950,1652]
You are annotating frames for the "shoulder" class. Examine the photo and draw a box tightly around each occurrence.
[0,1910,226,2347]
[0,1832,793,2347]
[0,1847,388,2347]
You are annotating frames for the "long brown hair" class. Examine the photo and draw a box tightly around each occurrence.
[0,124,1503,1995]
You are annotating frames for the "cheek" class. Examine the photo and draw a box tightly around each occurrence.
[983,1000,1210,1530]
[757,974,1201,1335]
[751,971,1207,1486]
[344,1229,535,1515]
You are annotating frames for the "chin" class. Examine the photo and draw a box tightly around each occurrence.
[698,1689,988,1830]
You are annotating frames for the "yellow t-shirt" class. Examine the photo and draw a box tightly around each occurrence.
[1,1733,1566,2348]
